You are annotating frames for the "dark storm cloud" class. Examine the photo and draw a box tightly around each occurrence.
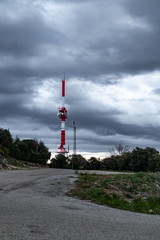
[118,0,160,73]
[1,0,159,80]
[0,0,66,81]
[0,78,29,94]
[125,0,160,22]
[69,108,160,141]
[0,8,61,57]
[0,89,59,128]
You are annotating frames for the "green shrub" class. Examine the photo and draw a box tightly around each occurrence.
[0,148,5,156]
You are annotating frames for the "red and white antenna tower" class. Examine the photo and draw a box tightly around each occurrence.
[57,76,69,154]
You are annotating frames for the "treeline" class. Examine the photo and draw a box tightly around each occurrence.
[0,128,51,165]
[50,147,160,172]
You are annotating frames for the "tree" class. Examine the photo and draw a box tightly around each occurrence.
[88,157,101,170]
[148,153,160,172]
[50,154,68,168]
[110,144,129,156]
[0,128,13,150]
[101,155,119,170]
[37,141,51,165]
[11,138,51,165]
[127,147,159,172]
[70,154,87,170]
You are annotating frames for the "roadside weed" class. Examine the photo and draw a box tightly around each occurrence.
[68,172,160,214]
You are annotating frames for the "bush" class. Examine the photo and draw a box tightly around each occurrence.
[69,155,88,170]
[0,128,13,151]
[148,153,160,172]
[101,147,160,172]
[11,139,51,165]
[50,154,68,168]
[127,147,159,172]
[101,156,119,170]
[0,148,5,156]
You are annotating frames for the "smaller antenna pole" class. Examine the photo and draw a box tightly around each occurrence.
[73,121,76,155]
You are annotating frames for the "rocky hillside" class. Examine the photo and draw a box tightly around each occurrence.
[0,154,43,170]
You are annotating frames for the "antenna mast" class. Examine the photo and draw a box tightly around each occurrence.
[57,76,69,154]
[73,121,76,155]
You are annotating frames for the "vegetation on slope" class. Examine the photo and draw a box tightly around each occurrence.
[68,173,160,214]
[0,128,51,169]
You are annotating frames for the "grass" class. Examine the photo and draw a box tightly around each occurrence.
[68,172,160,214]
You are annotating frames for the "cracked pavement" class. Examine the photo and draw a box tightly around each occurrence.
[0,168,160,240]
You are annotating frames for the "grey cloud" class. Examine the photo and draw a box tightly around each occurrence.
[0,13,64,58]
[125,0,160,23]
[153,88,160,95]
[1,0,159,81]
[2,1,160,73]
[0,95,58,127]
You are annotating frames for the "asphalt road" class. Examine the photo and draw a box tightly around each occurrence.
[0,168,160,240]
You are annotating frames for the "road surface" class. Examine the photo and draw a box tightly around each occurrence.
[0,168,160,240]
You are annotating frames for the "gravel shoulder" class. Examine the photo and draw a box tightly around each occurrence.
[0,168,160,240]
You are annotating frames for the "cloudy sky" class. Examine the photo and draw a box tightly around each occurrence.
[0,0,160,158]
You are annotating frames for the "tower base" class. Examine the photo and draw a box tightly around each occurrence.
[57,146,69,154]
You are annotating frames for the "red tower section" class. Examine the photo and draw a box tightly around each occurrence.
[57,78,68,153]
